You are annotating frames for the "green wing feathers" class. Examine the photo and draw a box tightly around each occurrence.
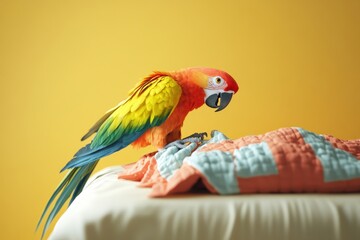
[81,103,122,141]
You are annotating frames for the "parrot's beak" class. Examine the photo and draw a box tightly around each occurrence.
[205,91,233,112]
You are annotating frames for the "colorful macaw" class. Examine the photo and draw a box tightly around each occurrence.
[37,67,238,237]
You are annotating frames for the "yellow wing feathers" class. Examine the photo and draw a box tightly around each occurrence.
[111,76,181,129]
[90,75,182,147]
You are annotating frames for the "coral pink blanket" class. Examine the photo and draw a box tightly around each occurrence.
[119,128,360,197]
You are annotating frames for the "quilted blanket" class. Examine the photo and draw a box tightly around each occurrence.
[118,127,360,197]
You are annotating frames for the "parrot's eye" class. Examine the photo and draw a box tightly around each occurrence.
[212,76,224,86]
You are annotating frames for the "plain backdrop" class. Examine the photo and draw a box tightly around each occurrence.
[0,0,359,239]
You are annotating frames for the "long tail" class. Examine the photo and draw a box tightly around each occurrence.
[36,161,98,239]
[37,131,145,238]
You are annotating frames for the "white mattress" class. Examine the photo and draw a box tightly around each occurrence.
[50,166,360,240]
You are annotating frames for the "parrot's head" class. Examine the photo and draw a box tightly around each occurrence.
[181,67,239,112]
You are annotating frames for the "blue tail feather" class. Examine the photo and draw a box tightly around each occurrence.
[61,131,145,171]
[36,170,76,231]
[70,166,96,204]
[37,162,98,239]
[38,130,146,238]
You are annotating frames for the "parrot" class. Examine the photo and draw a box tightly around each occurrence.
[37,67,239,237]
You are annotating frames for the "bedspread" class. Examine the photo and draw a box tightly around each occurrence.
[119,127,360,196]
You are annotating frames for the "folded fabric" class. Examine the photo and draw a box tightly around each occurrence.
[118,127,360,197]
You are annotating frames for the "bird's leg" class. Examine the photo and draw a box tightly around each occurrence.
[164,132,208,149]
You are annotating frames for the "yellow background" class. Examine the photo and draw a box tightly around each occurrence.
[1,0,359,239]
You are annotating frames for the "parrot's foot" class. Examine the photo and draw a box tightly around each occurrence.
[164,132,208,149]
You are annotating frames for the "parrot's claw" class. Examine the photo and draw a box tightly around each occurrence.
[164,132,208,149]
[183,132,208,141]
